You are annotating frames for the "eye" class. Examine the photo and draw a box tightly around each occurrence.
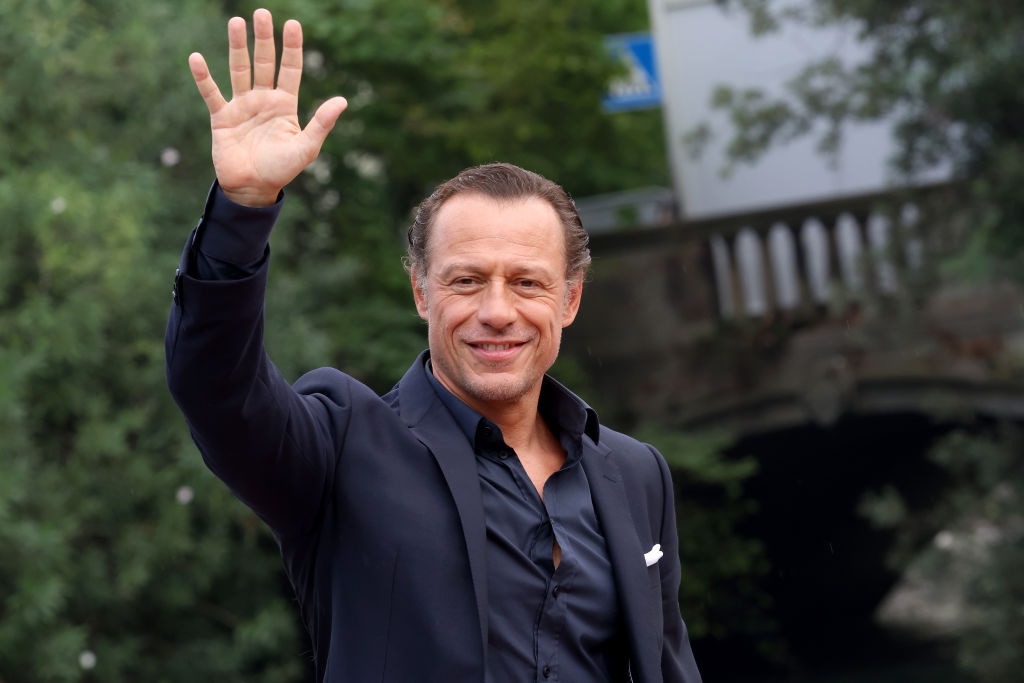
[450,276,480,290]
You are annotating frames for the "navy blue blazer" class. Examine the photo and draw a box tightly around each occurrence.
[166,226,702,683]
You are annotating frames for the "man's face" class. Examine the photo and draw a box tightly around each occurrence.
[412,192,583,416]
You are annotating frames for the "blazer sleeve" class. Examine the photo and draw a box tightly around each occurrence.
[165,210,352,540]
[648,444,704,683]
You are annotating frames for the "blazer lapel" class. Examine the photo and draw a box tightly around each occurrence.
[397,353,490,654]
[582,442,660,683]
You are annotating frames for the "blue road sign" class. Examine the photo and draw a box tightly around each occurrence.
[602,33,662,112]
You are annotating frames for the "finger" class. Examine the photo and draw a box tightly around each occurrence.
[277,19,303,96]
[227,16,251,97]
[188,52,227,115]
[251,8,276,90]
[300,96,348,153]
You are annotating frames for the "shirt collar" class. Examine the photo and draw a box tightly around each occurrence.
[423,356,600,451]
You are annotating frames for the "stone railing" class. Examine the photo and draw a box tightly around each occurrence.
[584,183,956,335]
[695,191,928,319]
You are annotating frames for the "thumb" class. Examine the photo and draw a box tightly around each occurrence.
[301,96,348,152]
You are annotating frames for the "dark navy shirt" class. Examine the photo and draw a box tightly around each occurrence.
[191,184,629,682]
[426,364,628,683]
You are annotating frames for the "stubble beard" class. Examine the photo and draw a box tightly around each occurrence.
[434,353,537,406]
[431,338,561,409]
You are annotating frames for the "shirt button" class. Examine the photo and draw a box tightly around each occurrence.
[552,584,561,597]
[499,450,511,460]
[542,665,552,678]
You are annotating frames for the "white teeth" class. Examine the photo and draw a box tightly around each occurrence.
[479,343,511,351]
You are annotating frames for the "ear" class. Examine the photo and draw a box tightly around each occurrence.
[411,270,429,321]
[561,278,583,328]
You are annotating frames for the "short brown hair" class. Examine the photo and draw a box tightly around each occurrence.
[406,163,591,285]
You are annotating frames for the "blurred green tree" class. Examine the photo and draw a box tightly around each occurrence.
[923,427,1024,682]
[708,0,1024,277]
[1,1,313,680]
[702,2,1024,679]
[634,426,783,664]
[862,426,1024,682]
[0,168,309,676]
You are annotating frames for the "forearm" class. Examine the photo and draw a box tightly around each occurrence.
[165,186,335,536]
[167,180,281,444]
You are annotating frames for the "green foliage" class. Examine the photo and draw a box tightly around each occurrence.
[862,426,1024,682]
[713,0,1024,274]
[267,0,667,209]
[0,2,313,680]
[706,4,1024,673]
[634,427,783,659]
[1,0,675,680]
[927,428,1024,682]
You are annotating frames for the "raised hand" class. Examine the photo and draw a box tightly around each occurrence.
[188,8,347,207]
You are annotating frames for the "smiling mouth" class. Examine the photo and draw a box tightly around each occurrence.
[469,342,524,351]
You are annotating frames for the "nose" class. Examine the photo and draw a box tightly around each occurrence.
[476,281,517,329]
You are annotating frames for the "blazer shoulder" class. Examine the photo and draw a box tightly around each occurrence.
[596,425,666,471]
[293,366,383,406]
[591,424,674,518]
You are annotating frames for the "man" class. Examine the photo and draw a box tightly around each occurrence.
[167,8,702,683]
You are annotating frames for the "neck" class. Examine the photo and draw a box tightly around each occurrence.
[452,380,540,448]
[484,399,547,454]
[437,374,550,453]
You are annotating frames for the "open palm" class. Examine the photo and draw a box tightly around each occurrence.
[189,9,347,207]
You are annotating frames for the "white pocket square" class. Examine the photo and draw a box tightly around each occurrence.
[644,543,663,567]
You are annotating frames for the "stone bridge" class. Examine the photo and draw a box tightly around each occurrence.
[565,183,1024,436]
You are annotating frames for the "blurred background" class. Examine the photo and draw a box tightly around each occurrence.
[1,0,1021,680]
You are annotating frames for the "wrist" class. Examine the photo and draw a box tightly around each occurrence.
[220,186,281,208]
